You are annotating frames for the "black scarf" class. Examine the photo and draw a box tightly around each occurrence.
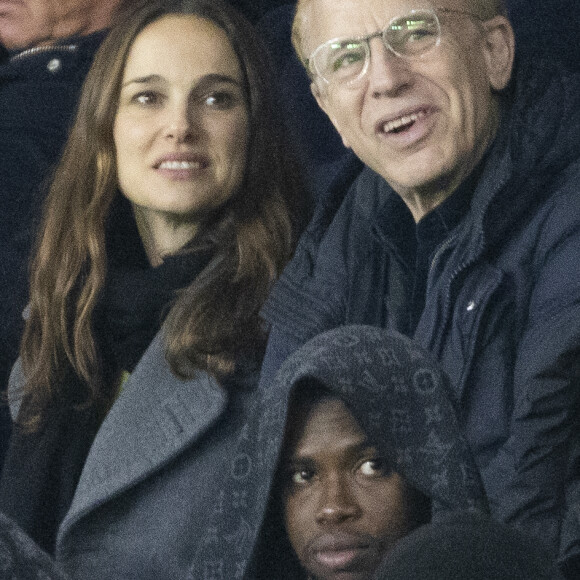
[0,197,212,554]
[94,198,212,375]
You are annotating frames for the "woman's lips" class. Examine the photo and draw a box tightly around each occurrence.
[158,160,203,170]
[153,154,209,180]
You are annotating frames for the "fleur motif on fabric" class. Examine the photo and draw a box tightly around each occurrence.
[391,409,413,435]
[231,453,253,481]
[224,518,253,553]
[419,430,453,465]
[424,405,443,425]
[413,368,440,395]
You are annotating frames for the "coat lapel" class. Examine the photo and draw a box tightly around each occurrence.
[57,332,227,542]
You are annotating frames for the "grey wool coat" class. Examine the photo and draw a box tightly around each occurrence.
[4,332,259,580]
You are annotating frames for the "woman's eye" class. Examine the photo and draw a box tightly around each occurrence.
[132,91,161,106]
[204,91,237,109]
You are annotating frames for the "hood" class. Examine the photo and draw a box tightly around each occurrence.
[506,58,580,178]
[472,58,580,245]
[246,326,487,579]
[271,325,487,517]
[192,326,487,579]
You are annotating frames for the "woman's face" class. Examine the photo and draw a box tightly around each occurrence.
[114,14,249,228]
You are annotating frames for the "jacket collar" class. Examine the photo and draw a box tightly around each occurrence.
[0,29,107,77]
[57,332,227,542]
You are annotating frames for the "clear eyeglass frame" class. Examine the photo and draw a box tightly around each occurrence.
[305,7,482,86]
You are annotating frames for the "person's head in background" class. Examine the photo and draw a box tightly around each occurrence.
[291,0,515,221]
[0,0,125,50]
[258,325,487,580]
[19,0,303,427]
[281,386,430,580]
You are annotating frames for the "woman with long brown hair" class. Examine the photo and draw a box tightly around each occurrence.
[0,1,306,578]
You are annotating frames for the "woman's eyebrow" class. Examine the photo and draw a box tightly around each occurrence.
[121,73,242,90]
[121,74,163,88]
[193,73,244,91]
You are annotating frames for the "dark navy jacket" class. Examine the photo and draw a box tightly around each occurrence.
[260,59,580,572]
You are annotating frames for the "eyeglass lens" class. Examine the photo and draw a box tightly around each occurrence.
[314,10,440,83]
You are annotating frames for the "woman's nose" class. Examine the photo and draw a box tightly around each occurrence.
[315,475,361,525]
[164,103,196,142]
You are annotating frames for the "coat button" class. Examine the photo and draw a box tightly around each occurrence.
[466,301,475,311]
[47,58,62,73]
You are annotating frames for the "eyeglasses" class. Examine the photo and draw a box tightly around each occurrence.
[305,8,483,86]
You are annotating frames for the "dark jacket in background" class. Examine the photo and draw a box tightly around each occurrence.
[0,511,69,580]
[373,510,565,580]
[259,58,580,573]
[227,0,293,23]
[0,30,107,465]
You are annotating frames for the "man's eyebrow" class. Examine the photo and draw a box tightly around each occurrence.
[286,455,315,467]
[288,438,374,461]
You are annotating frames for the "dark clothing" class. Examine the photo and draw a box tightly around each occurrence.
[373,511,565,580]
[259,58,580,572]
[385,169,474,335]
[0,512,70,580]
[0,402,102,554]
[256,4,350,196]
[0,30,107,466]
[227,0,294,23]
[95,197,213,376]
[508,0,580,73]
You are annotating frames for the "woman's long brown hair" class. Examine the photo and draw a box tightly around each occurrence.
[18,0,307,428]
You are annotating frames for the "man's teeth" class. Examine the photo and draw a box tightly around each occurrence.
[383,110,425,133]
[159,160,202,169]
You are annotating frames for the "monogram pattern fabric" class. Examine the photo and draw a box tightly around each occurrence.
[190,325,487,579]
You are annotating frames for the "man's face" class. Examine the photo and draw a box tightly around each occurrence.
[0,0,109,50]
[300,0,514,200]
[283,397,418,580]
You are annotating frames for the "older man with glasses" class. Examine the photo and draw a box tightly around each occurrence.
[259,0,580,577]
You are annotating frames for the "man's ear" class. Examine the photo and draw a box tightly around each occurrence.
[310,81,351,149]
[481,15,515,91]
